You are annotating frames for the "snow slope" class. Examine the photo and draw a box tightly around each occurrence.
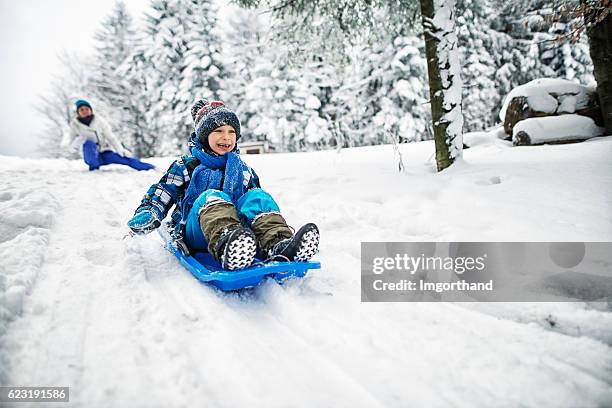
[1,134,611,407]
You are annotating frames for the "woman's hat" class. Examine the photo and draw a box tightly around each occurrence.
[75,99,92,111]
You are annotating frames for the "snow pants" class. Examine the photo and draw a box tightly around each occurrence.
[185,188,281,251]
[82,140,155,171]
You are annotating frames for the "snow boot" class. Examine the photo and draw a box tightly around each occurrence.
[199,202,256,270]
[267,223,320,262]
[252,213,319,262]
[213,226,257,270]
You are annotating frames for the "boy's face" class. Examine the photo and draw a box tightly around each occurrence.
[208,125,237,155]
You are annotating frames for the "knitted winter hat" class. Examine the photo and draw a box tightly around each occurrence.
[191,99,241,144]
[75,99,92,111]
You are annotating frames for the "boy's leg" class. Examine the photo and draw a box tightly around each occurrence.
[185,189,256,270]
[185,190,233,251]
[236,188,292,254]
[238,188,319,261]
[82,140,101,171]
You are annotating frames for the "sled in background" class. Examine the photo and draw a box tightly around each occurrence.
[157,222,321,291]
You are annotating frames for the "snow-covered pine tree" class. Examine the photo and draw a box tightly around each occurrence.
[231,0,427,152]
[221,7,334,151]
[328,35,430,147]
[266,13,344,151]
[369,36,431,144]
[141,0,227,155]
[218,6,270,141]
[286,58,335,151]
[245,57,331,152]
[117,41,158,158]
[90,1,136,119]
[175,0,226,141]
[235,0,462,170]
[142,0,191,154]
[517,0,594,85]
[36,52,92,158]
[489,1,542,98]
[89,1,147,155]
[455,0,500,132]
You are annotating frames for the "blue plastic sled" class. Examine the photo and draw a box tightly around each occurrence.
[158,223,321,291]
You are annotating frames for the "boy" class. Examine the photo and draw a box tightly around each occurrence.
[127,100,319,270]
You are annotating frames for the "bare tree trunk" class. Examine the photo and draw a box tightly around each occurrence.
[583,1,612,134]
[420,0,463,171]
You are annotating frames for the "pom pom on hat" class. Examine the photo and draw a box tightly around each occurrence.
[191,99,207,122]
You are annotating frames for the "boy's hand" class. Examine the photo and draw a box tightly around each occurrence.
[127,209,160,235]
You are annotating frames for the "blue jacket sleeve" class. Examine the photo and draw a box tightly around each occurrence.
[134,158,189,219]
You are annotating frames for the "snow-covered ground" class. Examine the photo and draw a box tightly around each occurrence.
[1,133,611,407]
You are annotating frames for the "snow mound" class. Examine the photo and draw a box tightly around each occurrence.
[513,115,604,145]
[499,78,594,121]
[0,190,60,342]
[463,126,509,147]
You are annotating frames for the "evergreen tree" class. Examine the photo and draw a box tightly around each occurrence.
[235,0,462,170]
[369,36,431,144]
[142,0,226,155]
[36,52,92,158]
[488,0,593,100]
[142,0,188,154]
[221,7,334,151]
[89,1,141,152]
[117,42,158,157]
[328,35,430,147]
[175,0,226,140]
[218,6,270,140]
[242,56,331,152]
[526,1,594,84]
[456,0,500,132]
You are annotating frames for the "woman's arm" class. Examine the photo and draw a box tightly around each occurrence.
[98,117,127,155]
[62,120,82,150]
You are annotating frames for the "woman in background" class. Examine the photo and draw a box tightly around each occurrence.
[63,99,155,171]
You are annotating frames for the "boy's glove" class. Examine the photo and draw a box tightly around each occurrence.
[127,209,160,235]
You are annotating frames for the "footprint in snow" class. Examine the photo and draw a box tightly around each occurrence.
[0,191,13,201]
[81,242,122,266]
[475,176,503,186]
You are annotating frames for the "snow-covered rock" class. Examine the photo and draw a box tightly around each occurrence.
[500,78,602,137]
[513,114,605,145]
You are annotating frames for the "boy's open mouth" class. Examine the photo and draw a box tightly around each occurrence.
[217,143,232,149]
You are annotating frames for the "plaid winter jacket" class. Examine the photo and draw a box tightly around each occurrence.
[134,154,261,233]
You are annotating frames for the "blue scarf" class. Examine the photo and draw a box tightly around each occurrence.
[181,141,245,220]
